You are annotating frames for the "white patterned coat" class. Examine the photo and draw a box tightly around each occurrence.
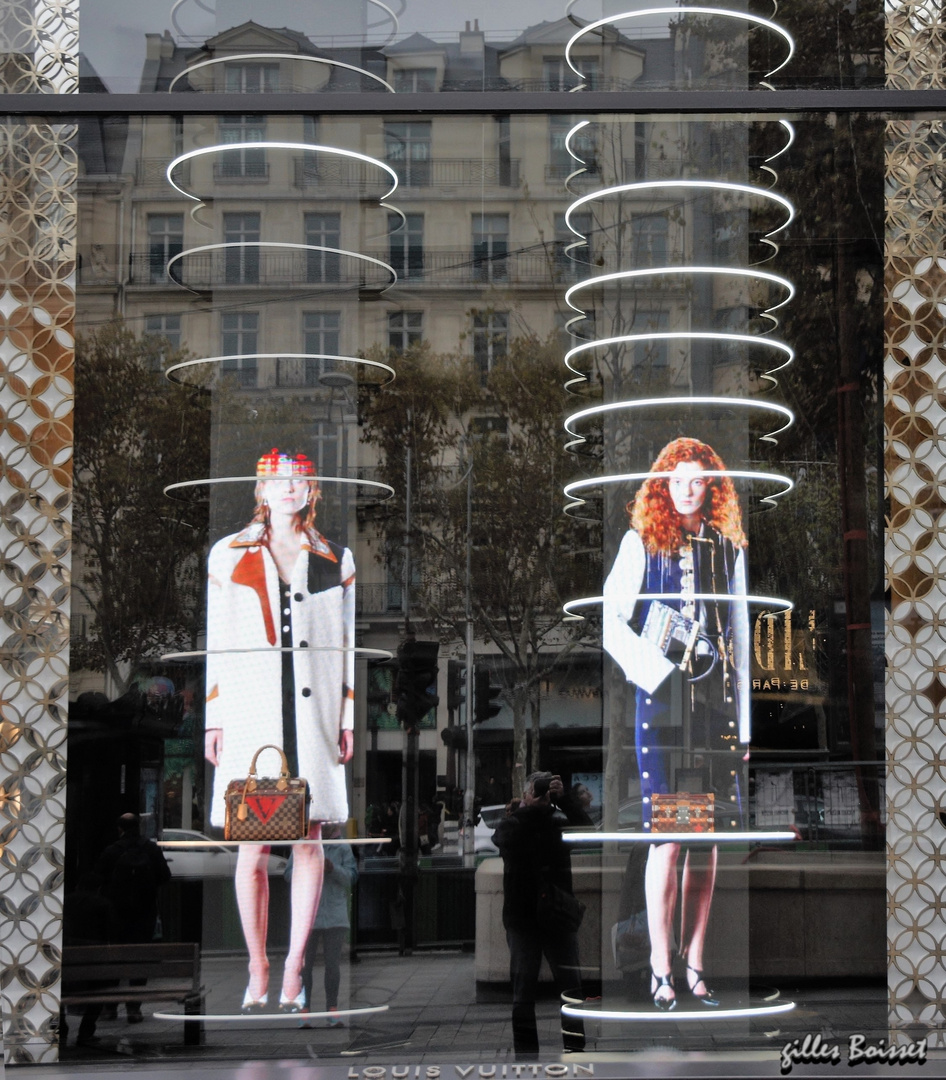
[205,523,355,826]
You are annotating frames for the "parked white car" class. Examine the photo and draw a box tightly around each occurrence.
[160,828,290,878]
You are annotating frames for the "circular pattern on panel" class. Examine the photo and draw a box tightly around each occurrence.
[0,122,75,1062]
[885,117,946,1045]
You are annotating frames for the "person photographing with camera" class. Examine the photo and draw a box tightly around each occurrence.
[492,771,588,1059]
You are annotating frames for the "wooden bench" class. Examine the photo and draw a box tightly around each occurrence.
[61,942,204,1045]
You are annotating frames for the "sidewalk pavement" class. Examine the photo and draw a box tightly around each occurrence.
[40,948,903,1075]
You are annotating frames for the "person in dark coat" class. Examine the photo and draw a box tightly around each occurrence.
[94,813,171,1021]
[492,771,587,1060]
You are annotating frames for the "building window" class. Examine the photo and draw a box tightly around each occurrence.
[388,311,423,353]
[472,213,508,282]
[225,63,279,93]
[217,115,267,178]
[304,212,341,283]
[220,312,259,387]
[146,213,183,284]
[223,212,260,284]
[635,212,669,267]
[394,68,437,93]
[295,311,341,384]
[472,310,508,381]
[143,314,182,369]
[384,121,431,187]
[542,56,598,91]
[389,213,424,281]
[634,310,670,384]
[549,115,597,180]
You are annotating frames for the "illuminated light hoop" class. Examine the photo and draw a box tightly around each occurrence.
[165,243,397,294]
[562,593,793,620]
[565,830,797,844]
[165,352,396,387]
[170,0,213,37]
[564,8,795,81]
[565,181,795,241]
[168,54,396,95]
[565,120,591,164]
[564,266,795,316]
[564,332,794,380]
[163,475,395,500]
[159,838,391,848]
[154,1004,390,1024]
[162,646,393,662]
[561,1001,796,1022]
[563,396,795,445]
[166,143,399,204]
[563,470,795,512]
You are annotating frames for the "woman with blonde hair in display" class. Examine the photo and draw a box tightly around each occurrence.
[603,437,749,1011]
[204,449,355,1013]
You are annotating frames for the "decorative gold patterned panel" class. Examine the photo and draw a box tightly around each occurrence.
[887,0,946,89]
[886,116,946,1047]
[0,121,76,1064]
[0,0,78,94]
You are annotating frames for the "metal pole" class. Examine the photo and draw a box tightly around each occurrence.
[463,452,475,859]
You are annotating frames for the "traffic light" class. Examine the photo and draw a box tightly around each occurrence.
[446,659,465,712]
[474,667,502,723]
[396,639,440,731]
[440,725,467,750]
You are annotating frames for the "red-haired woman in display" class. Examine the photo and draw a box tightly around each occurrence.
[603,437,749,1011]
[204,449,355,1015]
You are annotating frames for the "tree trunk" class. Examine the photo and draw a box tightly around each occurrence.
[529,683,541,774]
[512,691,529,800]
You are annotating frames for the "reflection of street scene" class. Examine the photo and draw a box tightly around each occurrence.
[604,437,749,1011]
[204,449,355,1014]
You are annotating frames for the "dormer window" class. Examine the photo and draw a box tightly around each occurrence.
[225,62,279,93]
[394,68,437,93]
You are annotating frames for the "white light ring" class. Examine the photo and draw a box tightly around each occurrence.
[571,831,797,843]
[563,240,589,262]
[563,593,793,620]
[163,475,395,500]
[564,266,795,315]
[563,469,794,506]
[165,243,397,293]
[170,0,213,38]
[564,315,592,340]
[168,54,395,95]
[162,646,393,661]
[165,352,396,387]
[159,838,390,848]
[167,143,399,203]
[565,180,794,240]
[564,332,793,379]
[766,119,796,163]
[565,7,794,81]
[565,120,592,165]
[561,1001,795,1022]
[564,396,795,444]
[564,376,594,395]
[365,0,402,46]
[154,1005,390,1024]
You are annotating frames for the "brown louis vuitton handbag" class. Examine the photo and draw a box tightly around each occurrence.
[224,744,310,841]
[651,793,715,833]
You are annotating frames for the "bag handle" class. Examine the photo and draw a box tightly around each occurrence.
[237,745,291,821]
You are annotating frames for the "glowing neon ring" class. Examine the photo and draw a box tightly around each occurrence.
[158,838,390,848]
[166,243,397,293]
[564,469,794,506]
[561,1000,795,1022]
[170,0,213,37]
[365,0,402,46]
[562,593,793,620]
[165,353,396,387]
[564,120,591,164]
[167,143,399,203]
[163,475,395,500]
[169,54,395,94]
[565,830,797,844]
[565,180,794,239]
[564,396,795,443]
[154,1005,390,1024]
[564,333,793,379]
[162,646,393,661]
[565,266,795,315]
[565,7,794,81]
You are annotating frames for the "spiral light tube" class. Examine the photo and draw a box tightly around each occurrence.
[556,11,800,1013]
